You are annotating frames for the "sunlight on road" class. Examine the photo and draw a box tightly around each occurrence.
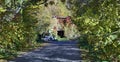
[9,41,81,62]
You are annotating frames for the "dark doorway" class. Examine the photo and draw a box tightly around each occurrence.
[57,30,64,38]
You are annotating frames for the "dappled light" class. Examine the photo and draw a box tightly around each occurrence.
[0,0,119,62]
[9,41,81,62]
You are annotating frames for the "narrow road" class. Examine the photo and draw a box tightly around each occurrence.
[9,40,81,62]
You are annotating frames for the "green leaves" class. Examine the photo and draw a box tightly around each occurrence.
[0,7,6,13]
[5,0,11,7]
[71,0,120,61]
[0,0,46,59]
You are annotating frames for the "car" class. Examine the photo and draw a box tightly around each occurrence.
[41,35,55,41]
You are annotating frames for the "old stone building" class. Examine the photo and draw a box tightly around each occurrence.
[49,16,79,39]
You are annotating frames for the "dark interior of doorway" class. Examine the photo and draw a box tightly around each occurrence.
[57,30,65,38]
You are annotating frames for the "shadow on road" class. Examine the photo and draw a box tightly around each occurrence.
[9,40,82,62]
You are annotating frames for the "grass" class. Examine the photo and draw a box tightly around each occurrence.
[57,37,68,41]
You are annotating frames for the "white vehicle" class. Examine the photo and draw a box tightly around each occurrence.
[41,35,55,41]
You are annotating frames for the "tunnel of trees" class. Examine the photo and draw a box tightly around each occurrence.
[0,0,120,61]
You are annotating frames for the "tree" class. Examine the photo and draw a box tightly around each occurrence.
[71,0,120,61]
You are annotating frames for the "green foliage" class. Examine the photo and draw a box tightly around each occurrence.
[0,7,6,13]
[0,0,41,59]
[22,3,51,34]
[46,0,79,39]
[64,24,79,39]
[72,0,120,61]
[0,19,38,59]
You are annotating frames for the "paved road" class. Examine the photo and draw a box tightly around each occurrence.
[9,40,82,62]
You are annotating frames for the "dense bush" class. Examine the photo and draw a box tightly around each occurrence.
[72,0,120,61]
[0,20,38,59]
[0,0,41,59]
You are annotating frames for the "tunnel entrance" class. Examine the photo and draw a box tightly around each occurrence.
[57,30,65,38]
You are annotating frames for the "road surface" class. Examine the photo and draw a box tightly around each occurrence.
[9,40,82,62]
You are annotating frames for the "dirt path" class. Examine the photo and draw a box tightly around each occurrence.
[9,41,82,62]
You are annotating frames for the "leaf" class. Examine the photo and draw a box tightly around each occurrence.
[0,7,6,13]
[109,35,118,40]
[5,0,11,5]
[84,18,90,24]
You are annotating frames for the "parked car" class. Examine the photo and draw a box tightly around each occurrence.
[41,35,55,41]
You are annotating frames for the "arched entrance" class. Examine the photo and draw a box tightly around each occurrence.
[57,30,65,38]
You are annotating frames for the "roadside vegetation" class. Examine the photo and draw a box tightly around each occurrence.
[71,0,120,61]
[0,0,120,61]
[0,0,77,59]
